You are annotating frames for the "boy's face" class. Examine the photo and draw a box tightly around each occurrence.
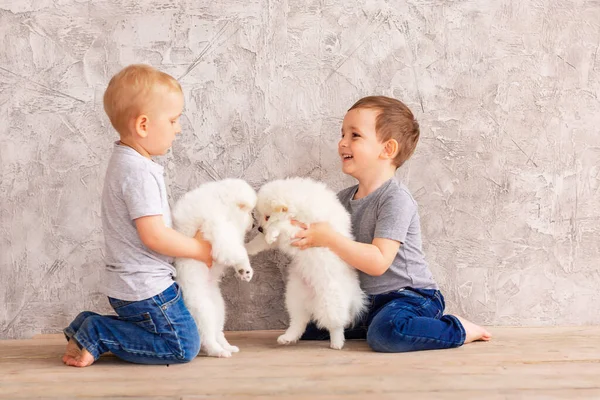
[138,88,184,156]
[338,108,388,178]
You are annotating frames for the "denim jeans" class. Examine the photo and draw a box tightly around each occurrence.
[301,288,465,352]
[64,282,200,364]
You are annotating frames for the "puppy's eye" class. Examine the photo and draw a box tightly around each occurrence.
[265,215,270,221]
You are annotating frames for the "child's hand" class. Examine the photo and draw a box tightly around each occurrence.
[291,220,335,250]
[193,230,213,267]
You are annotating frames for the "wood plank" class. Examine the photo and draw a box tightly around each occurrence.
[0,328,599,399]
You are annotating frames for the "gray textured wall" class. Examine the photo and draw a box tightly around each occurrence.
[1,0,599,339]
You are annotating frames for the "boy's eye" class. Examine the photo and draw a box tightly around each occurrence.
[352,132,360,138]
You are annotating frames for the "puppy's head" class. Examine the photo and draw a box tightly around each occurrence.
[220,179,257,233]
[254,180,297,233]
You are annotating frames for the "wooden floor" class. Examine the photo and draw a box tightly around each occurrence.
[1,328,599,399]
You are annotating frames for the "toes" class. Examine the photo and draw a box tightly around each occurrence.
[64,356,89,367]
[64,357,76,367]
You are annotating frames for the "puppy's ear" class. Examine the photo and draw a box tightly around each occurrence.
[273,205,288,213]
[270,200,288,213]
[237,203,253,212]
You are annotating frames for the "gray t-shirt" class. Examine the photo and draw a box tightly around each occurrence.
[101,142,175,301]
[337,178,438,295]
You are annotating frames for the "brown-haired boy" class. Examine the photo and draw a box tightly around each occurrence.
[293,96,491,352]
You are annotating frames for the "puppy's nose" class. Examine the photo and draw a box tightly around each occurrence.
[258,226,263,233]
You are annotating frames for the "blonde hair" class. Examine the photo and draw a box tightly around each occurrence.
[348,96,420,168]
[103,64,182,135]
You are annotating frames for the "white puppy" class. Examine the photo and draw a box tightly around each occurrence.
[246,177,367,350]
[173,179,256,358]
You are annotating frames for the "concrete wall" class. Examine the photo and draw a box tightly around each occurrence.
[1,0,599,339]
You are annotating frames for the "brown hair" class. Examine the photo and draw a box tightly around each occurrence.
[103,64,182,135]
[349,96,420,168]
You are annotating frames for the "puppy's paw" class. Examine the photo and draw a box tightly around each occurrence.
[329,339,345,350]
[224,344,240,353]
[235,263,254,282]
[277,333,299,345]
[265,230,280,244]
[213,246,248,268]
[202,343,232,358]
[207,349,232,358]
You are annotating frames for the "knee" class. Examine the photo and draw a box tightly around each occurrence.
[75,314,106,337]
[73,311,98,325]
[367,321,392,352]
[180,331,201,363]
[366,315,413,353]
[78,311,98,318]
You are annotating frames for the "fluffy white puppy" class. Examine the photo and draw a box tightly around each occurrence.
[246,177,367,350]
[173,179,256,358]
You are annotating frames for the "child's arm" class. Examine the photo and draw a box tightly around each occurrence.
[291,221,399,276]
[135,215,213,266]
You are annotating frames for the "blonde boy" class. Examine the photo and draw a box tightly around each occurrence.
[293,96,491,351]
[62,65,211,367]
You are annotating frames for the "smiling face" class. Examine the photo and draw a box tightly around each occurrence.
[338,108,390,180]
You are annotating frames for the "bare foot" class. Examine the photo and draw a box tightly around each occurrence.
[456,316,492,344]
[62,339,80,364]
[62,339,95,367]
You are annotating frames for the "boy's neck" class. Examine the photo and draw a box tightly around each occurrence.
[353,166,396,200]
[118,137,151,159]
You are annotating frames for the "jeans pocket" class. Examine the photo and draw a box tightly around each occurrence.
[108,297,137,309]
[397,288,428,300]
[159,283,182,311]
[119,312,158,334]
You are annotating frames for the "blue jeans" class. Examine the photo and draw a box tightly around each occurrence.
[301,288,466,352]
[64,282,200,364]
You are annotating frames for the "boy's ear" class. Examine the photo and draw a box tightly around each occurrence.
[135,115,149,138]
[381,139,399,160]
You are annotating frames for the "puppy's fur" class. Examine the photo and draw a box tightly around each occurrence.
[246,177,367,349]
[173,179,256,358]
